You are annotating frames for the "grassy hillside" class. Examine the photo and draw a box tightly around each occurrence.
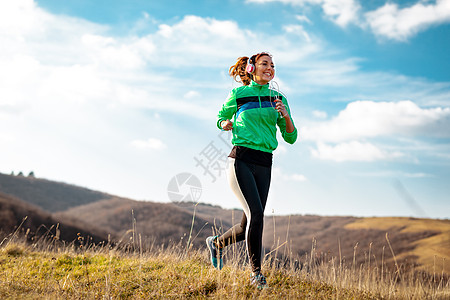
[0,173,109,212]
[345,217,450,275]
[56,200,450,278]
[1,238,448,299]
[1,172,448,280]
[263,214,450,276]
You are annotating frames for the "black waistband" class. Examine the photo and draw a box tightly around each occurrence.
[228,146,272,167]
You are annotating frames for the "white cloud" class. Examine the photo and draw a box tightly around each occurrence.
[0,3,241,121]
[2,2,448,143]
[142,14,320,68]
[0,0,322,119]
[81,34,150,69]
[296,15,312,24]
[247,0,361,27]
[184,91,201,99]
[144,15,252,66]
[404,172,432,178]
[295,57,361,87]
[365,0,450,41]
[301,101,450,143]
[248,0,450,41]
[0,0,107,66]
[291,173,308,181]
[350,170,433,178]
[294,62,450,107]
[0,0,326,153]
[131,138,167,150]
[273,167,308,181]
[283,24,312,42]
[312,110,327,119]
[321,0,361,27]
[311,141,404,162]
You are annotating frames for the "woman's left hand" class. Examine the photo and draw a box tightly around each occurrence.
[274,98,295,133]
[274,98,288,118]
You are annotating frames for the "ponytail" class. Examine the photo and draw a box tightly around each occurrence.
[229,56,252,86]
[229,52,272,86]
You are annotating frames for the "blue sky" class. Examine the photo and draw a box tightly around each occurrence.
[1,0,449,218]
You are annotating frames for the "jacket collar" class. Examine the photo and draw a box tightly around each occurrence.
[250,80,269,88]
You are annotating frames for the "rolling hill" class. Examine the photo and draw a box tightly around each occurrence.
[54,198,226,249]
[0,191,108,244]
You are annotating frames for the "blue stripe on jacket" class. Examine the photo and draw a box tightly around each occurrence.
[236,101,276,119]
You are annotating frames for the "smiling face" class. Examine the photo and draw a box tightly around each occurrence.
[253,55,275,85]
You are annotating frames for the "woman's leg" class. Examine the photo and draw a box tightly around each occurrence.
[216,213,246,248]
[215,158,247,248]
[217,157,271,273]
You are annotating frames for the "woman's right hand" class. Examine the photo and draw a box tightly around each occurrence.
[221,119,233,131]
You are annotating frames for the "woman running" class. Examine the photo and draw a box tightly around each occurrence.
[206,52,298,289]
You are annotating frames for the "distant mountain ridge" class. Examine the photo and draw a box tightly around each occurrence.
[0,172,110,212]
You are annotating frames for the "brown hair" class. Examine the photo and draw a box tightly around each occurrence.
[229,52,272,86]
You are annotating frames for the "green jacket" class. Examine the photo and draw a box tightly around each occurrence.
[217,80,298,153]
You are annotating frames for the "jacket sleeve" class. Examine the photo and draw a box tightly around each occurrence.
[217,89,237,129]
[277,97,298,144]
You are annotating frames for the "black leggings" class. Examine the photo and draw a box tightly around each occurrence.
[216,158,271,273]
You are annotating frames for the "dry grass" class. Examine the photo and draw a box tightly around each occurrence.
[0,226,448,300]
[0,240,375,299]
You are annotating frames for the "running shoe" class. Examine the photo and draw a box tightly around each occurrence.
[251,271,268,290]
[206,236,223,270]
